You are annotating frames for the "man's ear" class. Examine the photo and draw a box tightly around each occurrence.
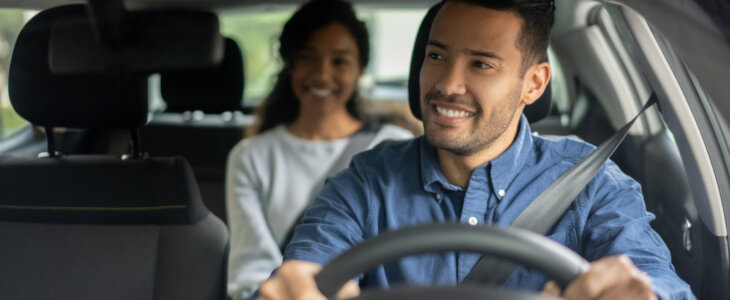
[521,61,551,106]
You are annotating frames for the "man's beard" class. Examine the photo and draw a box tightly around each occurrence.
[422,83,523,156]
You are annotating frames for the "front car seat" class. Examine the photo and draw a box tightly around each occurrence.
[0,5,228,300]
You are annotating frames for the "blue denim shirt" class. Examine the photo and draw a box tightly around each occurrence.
[283,115,694,300]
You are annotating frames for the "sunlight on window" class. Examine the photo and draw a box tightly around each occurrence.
[0,9,34,139]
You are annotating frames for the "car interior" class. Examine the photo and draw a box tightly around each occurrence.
[0,0,728,299]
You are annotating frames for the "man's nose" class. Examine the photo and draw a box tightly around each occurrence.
[435,63,467,95]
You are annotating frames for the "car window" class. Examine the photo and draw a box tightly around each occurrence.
[0,9,33,140]
[220,6,426,107]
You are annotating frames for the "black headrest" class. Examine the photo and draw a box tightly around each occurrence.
[160,38,244,114]
[0,156,208,225]
[408,2,552,124]
[8,5,149,129]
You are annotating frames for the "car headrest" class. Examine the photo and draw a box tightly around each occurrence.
[160,38,244,114]
[8,5,149,129]
[408,2,552,124]
[0,156,208,225]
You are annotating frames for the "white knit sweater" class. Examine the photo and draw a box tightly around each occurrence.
[226,124,413,300]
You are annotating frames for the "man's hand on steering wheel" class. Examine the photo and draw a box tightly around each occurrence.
[541,255,657,300]
[258,225,659,300]
[257,260,358,300]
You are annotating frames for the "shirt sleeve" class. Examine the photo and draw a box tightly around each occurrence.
[583,162,696,300]
[282,159,372,266]
[225,142,283,300]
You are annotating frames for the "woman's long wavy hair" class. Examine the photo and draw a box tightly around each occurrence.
[254,0,370,134]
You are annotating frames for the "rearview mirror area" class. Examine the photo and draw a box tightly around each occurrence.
[49,10,224,74]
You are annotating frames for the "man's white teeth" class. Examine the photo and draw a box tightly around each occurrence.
[310,87,333,97]
[436,105,474,118]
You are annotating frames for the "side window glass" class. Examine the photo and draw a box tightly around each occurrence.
[0,9,32,140]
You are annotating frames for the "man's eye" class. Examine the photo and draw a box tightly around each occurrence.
[427,52,444,61]
[474,61,492,69]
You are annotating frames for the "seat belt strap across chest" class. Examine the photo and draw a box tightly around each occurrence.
[461,93,658,285]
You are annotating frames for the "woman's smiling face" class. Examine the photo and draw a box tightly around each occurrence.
[290,22,363,118]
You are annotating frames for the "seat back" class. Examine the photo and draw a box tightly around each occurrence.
[0,157,228,300]
[142,37,252,224]
[2,5,228,299]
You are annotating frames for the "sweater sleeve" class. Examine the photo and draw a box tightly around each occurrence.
[282,157,373,266]
[225,141,283,300]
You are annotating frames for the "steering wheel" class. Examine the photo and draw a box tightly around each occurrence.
[314,223,590,300]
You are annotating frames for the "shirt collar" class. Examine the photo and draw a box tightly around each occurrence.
[488,114,533,200]
[420,136,457,194]
[420,114,534,198]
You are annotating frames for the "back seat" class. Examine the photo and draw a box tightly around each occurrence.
[141,37,253,224]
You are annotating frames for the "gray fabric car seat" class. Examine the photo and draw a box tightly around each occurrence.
[141,38,250,224]
[1,5,228,300]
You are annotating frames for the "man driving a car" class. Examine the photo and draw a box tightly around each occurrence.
[257,0,695,299]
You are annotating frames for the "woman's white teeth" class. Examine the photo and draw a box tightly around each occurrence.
[310,87,333,97]
[436,105,474,118]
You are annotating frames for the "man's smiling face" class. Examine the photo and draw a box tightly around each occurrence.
[420,2,529,156]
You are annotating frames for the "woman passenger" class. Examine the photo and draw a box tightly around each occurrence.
[225,1,413,299]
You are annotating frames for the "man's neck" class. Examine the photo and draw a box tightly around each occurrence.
[437,116,522,188]
[287,109,363,141]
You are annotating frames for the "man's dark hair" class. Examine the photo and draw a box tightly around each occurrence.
[255,0,370,134]
[450,0,555,73]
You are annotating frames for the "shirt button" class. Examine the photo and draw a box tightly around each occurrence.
[468,217,478,226]
[498,189,506,197]
[435,193,441,200]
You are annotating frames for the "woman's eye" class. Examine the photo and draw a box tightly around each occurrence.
[297,53,313,61]
[333,58,350,66]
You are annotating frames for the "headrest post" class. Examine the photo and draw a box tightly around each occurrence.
[129,128,142,159]
[44,126,59,158]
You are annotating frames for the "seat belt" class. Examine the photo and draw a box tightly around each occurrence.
[279,123,382,253]
[461,93,658,285]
